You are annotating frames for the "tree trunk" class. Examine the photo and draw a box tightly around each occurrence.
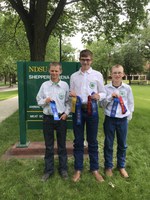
[12,74,17,84]
[8,0,67,61]
[29,36,47,61]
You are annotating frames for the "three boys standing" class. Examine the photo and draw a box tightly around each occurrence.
[37,50,134,182]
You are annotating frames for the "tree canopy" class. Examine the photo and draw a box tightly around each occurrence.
[1,0,150,61]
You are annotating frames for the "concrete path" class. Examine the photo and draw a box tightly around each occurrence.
[0,86,18,123]
[0,96,18,123]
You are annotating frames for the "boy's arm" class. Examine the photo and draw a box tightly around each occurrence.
[36,85,48,108]
[127,87,134,121]
[64,84,71,116]
[97,74,106,101]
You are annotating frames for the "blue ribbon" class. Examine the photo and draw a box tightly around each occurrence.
[75,96,82,125]
[110,97,119,117]
[91,92,98,116]
[50,101,60,120]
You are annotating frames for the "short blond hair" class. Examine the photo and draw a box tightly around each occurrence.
[49,62,62,71]
[111,64,124,73]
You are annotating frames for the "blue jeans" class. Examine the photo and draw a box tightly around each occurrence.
[104,116,128,169]
[72,110,99,171]
[43,114,68,174]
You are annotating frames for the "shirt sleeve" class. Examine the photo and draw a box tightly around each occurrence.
[127,86,134,113]
[97,73,106,101]
[36,84,47,108]
[70,74,74,91]
[64,83,71,115]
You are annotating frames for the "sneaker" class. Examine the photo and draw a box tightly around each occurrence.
[41,173,53,182]
[60,171,68,180]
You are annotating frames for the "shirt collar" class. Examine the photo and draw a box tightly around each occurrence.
[49,79,61,86]
[79,67,92,75]
[108,81,125,88]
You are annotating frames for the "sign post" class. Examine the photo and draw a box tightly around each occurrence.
[17,61,80,147]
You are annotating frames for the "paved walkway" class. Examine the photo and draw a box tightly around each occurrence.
[0,86,18,123]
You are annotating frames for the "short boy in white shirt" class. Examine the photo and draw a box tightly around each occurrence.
[101,64,134,178]
[36,62,70,181]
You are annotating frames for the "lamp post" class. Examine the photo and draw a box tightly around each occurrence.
[59,34,62,62]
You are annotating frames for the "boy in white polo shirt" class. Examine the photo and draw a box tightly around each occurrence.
[101,64,134,178]
[36,62,70,181]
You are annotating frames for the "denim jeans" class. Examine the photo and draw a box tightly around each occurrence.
[43,114,67,174]
[72,110,99,171]
[104,116,128,169]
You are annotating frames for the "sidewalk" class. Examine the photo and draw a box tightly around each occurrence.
[0,96,18,123]
[0,85,18,92]
[0,85,18,123]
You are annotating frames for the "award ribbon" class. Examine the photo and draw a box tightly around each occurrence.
[87,95,92,115]
[119,96,127,114]
[50,101,60,120]
[110,97,119,117]
[76,96,82,125]
[91,92,98,116]
[71,96,77,113]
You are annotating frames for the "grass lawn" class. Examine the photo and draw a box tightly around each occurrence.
[0,90,18,101]
[0,85,150,200]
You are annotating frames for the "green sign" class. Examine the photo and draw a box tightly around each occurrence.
[17,61,80,147]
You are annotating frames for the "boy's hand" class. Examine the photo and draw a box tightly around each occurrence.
[45,97,53,103]
[60,113,67,120]
[69,91,77,97]
[91,93,100,100]
[112,93,119,98]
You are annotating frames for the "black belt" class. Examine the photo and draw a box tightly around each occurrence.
[44,113,64,117]
[81,104,87,110]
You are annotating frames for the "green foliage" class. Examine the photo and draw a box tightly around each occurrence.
[78,0,149,44]
[139,24,150,60]
[45,36,76,62]
[0,86,150,199]
[87,40,113,83]
[2,0,149,60]
[112,38,144,75]
[0,12,29,83]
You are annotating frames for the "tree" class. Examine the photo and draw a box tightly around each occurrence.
[112,39,144,84]
[2,0,149,61]
[0,12,30,85]
[87,40,113,84]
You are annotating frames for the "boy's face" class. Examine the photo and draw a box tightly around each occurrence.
[79,56,92,70]
[49,65,61,81]
[111,66,124,83]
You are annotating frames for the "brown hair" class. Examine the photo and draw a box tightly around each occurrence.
[80,49,93,59]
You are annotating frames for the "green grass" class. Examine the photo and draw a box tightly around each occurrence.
[0,90,18,101]
[0,82,9,87]
[0,85,150,200]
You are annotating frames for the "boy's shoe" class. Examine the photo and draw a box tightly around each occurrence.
[60,171,68,180]
[105,168,113,177]
[92,170,104,182]
[41,172,53,182]
[72,170,81,182]
[119,168,129,178]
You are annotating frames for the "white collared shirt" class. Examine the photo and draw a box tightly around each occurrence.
[36,80,70,115]
[70,67,106,103]
[101,82,134,119]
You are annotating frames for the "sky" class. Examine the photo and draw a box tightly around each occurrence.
[69,32,84,50]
